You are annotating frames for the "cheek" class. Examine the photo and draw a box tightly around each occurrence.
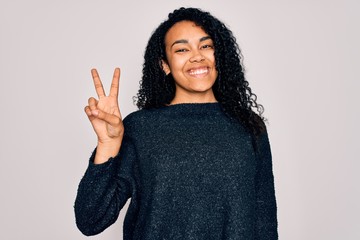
[206,52,216,64]
[169,57,187,71]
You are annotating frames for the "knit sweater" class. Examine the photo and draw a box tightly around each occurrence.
[74,102,278,239]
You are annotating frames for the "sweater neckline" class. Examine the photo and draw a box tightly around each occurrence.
[159,102,222,115]
[167,102,219,106]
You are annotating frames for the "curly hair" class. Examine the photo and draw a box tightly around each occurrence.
[135,7,266,136]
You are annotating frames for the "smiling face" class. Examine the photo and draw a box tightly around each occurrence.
[162,21,218,104]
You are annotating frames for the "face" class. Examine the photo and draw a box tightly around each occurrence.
[162,21,218,104]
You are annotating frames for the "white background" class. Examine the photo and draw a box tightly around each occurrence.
[0,0,359,239]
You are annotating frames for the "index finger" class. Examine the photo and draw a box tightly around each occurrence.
[109,68,120,98]
[91,68,106,98]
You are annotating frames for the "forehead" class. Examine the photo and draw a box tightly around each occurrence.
[165,21,208,43]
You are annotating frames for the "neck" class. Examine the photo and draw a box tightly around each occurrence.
[170,91,217,105]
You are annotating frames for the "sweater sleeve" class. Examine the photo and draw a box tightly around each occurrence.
[254,131,278,240]
[74,134,137,236]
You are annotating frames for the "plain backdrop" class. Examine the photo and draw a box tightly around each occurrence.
[0,0,359,239]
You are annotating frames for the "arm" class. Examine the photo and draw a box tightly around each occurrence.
[74,68,131,235]
[254,131,278,240]
[74,134,136,236]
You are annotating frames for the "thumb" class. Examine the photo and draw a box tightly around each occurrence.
[91,109,121,126]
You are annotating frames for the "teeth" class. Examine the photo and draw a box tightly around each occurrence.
[189,68,208,75]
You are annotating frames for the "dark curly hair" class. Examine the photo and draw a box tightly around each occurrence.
[135,7,266,136]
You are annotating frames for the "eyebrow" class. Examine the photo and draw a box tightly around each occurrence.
[170,36,212,48]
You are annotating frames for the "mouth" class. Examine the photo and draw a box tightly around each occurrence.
[187,67,210,77]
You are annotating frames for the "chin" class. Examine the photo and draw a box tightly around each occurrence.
[191,82,215,91]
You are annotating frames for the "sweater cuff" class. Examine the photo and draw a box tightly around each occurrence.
[86,148,119,176]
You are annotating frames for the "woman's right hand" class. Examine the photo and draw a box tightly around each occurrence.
[84,68,124,164]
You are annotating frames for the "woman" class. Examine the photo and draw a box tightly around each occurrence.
[75,7,278,239]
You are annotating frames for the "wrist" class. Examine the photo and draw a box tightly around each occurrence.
[94,139,122,164]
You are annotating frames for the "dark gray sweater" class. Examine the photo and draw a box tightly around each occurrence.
[75,103,278,239]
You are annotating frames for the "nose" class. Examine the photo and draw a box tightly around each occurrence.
[189,50,205,63]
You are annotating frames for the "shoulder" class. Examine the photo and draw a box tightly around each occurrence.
[122,109,148,130]
[122,107,167,135]
[123,108,161,125]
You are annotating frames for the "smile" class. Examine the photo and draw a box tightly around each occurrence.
[188,67,209,76]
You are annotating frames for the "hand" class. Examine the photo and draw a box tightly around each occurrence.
[84,68,124,163]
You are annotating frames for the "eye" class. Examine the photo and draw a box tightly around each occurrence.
[175,48,188,53]
[201,44,214,49]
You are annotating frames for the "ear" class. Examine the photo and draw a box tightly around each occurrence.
[161,60,171,75]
